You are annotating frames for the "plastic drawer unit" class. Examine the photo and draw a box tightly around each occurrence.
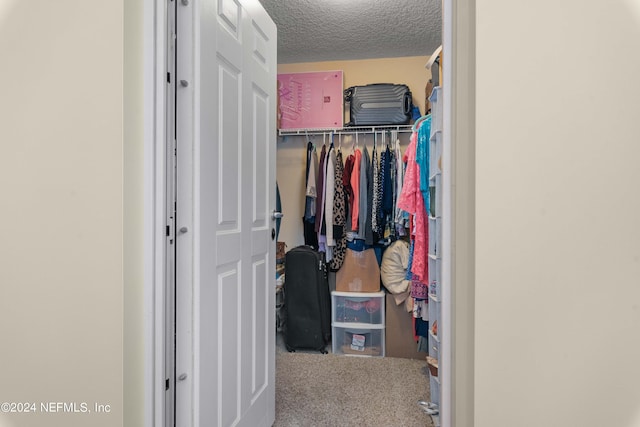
[331,291,385,357]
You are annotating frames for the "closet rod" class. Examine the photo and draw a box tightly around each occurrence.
[278,124,413,137]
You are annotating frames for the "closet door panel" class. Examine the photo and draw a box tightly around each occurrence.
[175,1,276,426]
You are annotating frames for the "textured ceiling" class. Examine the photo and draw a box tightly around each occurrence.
[258,0,442,64]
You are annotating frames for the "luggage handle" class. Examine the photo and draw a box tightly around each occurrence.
[344,87,353,126]
[345,84,403,99]
[403,92,411,115]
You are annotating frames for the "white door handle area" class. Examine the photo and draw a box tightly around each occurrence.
[272,211,283,220]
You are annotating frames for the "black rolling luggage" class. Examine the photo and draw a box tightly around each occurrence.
[284,246,331,353]
[344,83,412,126]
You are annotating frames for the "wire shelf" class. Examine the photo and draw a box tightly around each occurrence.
[278,124,414,137]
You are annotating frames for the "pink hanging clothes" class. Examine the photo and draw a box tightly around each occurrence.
[397,130,429,282]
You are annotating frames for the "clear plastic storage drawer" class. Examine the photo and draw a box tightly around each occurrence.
[331,291,385,325]
[331,325,385,357]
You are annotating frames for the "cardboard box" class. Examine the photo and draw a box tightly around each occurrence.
[335,248,380,292]
[385,294,428,360]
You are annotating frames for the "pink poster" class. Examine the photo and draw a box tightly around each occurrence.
[277,71,344,130]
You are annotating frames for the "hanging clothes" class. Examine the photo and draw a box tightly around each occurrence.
[405,232,415,281]
[330,150,347,271]
[342,153,355,233]
[376,151,384,234]
[304,143,318,219]
[364,144,375,245]
[394,139,408,235]
[416,116,432,215]
[314,144,327,234]
[371,144,380,236]
[388,147,398,239]
[349,148,362,232]
[298,130,423,278]
[303,142,319,248]
[382,145,394,218]
[397,126,429,282]
[318,143,334,253]
[357,144,372,243]
[411,276,429,300]
[324,145,337,260]
[378,148,390,238]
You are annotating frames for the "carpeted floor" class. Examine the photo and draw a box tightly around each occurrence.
[275,341,434,427]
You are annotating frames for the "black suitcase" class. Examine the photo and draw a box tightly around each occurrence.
[284,246,331,353]
[344,83,412,126]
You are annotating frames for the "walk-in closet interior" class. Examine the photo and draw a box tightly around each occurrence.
[261,0,446,425]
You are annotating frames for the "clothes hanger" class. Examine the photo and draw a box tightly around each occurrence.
[412,113,431,132]
[306,130,318,152]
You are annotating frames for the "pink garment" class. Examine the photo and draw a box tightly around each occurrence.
[397,132,429,281]
[350,149,362,231]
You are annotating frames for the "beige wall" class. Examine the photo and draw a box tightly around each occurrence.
[0,1,124,427]
[276,57,430,249]
[123,0,145,426]
[473,1,640,426]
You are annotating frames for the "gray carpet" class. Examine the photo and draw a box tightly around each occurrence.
[275,348,434,426]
